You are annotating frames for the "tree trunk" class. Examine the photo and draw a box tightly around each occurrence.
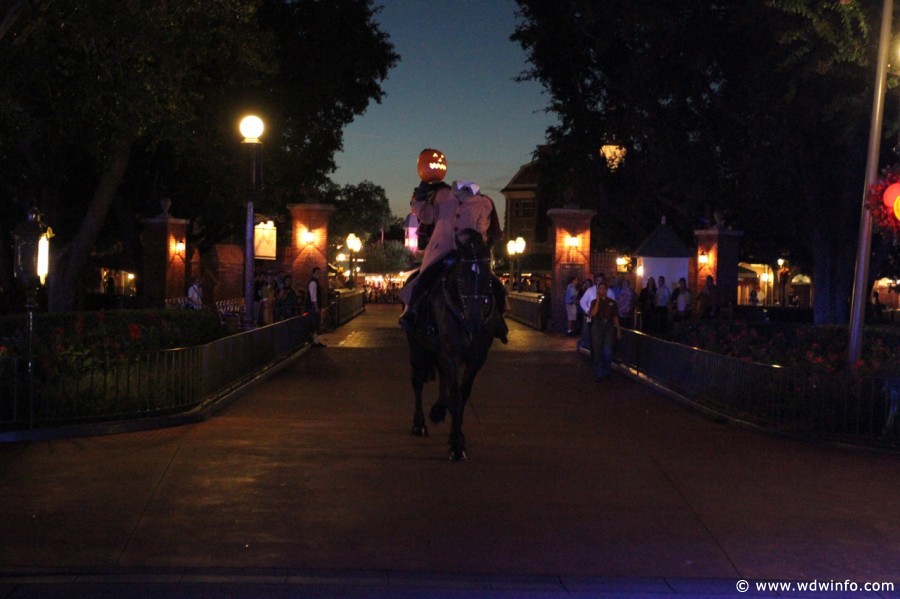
[48,133,137,312]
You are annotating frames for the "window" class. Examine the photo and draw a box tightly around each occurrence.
[513,200,535,218]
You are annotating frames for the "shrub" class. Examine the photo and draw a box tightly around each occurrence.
[0,308,226,361]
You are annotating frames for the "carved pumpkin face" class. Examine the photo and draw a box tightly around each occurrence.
[417,149,448,182]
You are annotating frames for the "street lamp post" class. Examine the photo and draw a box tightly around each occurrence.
[346,233,362,286]
[240,115,264,328]
[13,206,52,425]
[506,236,526,290]
[849,0,893,367]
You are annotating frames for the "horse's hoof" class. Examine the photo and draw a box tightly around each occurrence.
[411,425,428,437]
[449,449,468,461]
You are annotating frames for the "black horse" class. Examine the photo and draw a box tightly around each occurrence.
[406,229,499,461]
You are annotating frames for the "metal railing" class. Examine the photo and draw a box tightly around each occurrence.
[614,329,900,448]
[507,291,549,330]
[1,314,315,433]
[327,288,366,329]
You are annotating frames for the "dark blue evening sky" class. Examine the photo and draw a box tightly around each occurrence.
[331,0,556,222]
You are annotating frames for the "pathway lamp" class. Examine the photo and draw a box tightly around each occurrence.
[13,206,52,423]
[240,115,264,328]
[506,236,526,289]
[346,233,362,285]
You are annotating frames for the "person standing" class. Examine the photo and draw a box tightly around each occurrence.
[576,276,593,350]
[307,267,326,347]
[697,275,721,319]
[565,275,580,335]
[589,281,621,382]
[276,275,299,320]
[655,275,671,333]
[638,276,657,332]
[673,277,692,323]
[616,278,636,329]
[187,277,203,309]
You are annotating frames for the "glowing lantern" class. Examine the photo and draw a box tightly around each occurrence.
[895,196,900,221]
[417,148,448,182]
[883,182,900,209]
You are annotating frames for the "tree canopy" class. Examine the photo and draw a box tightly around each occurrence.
[0,0,398,311]
[326,180,396,243]
[513,0,896,324]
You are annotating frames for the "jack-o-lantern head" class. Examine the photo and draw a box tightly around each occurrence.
[417,148,448,183]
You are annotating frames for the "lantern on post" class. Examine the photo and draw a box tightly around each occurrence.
[13,206,52,297]
[13,206,52,422]
[600,144,627,170]
[346,233,362,284]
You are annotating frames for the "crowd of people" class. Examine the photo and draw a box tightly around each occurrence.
[566,271,724,382]
[568,272,723,342]
[250,271,301,325]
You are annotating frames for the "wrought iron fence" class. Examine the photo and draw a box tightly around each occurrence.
[507,291,549,330]
[1,314,314,433]
[615,329,900,448]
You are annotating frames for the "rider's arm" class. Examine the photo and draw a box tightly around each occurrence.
[412,187,446,225]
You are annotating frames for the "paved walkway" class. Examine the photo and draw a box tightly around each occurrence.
[1,305,899,598]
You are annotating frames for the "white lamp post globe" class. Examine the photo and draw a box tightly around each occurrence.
[239,115,264,142]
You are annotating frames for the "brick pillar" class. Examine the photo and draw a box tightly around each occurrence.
[694,225,743,311]
[141,210,190,308]
[287,203,335,294]
[547,208,596,333]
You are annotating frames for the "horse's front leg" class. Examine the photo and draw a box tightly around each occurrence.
[443,361,467,462]
[411,374,428,437]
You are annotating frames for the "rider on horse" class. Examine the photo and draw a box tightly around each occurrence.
[399,179,509,343]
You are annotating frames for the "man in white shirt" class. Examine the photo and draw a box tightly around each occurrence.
[306,267,326,347]
[187,277,202,309]
[655,275,671,333]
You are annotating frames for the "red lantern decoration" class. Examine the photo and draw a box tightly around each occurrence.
[883,182,900,209]
[417,149,447,183]
[865,171,900,233]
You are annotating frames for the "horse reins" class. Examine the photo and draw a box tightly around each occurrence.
[443,238,494,339]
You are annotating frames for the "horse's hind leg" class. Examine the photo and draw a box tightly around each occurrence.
[411,372,428,437]
[409,349,429,437]
[428,374,448,424]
